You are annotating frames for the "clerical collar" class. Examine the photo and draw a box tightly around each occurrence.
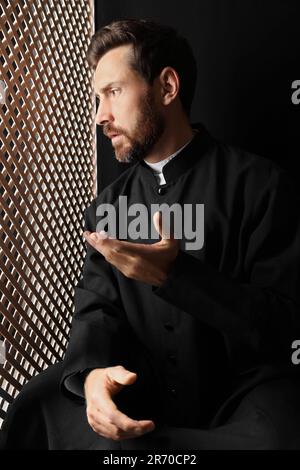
[143,132,197,185]
[138,122,215,185]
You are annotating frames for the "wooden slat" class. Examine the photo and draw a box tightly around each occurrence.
[0,0,96,429]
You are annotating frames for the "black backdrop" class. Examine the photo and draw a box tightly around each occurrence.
[95,0,300,192]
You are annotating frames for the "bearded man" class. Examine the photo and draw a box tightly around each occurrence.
[1,19,300,450]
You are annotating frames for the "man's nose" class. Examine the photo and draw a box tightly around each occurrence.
[95,100,113,126]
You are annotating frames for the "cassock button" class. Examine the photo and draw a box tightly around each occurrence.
[170,387,177,396]
[164,323,174,331]
[157,186,167,195]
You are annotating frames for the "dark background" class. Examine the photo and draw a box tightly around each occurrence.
[94,0,300,192]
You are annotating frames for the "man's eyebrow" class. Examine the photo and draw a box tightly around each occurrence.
[95,81,124,96]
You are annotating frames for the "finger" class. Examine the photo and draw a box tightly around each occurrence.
[99,400,139,431]
[108,249,136,270]
[91,417,154,441]
[97,396,154,434]
[89,406,155,440]
[107,365,137,386]
[89,415,130,441]
[104,406,155,434]
[82,234,119,262]
[98,230,109,239]
[153,211,174,240]
[84,231,156,259]
[91,399,155,438]
[83,231,108,244]
[87,397,129,439]
[83,232,133,257]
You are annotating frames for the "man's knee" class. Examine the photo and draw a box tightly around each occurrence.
[1,362,64,448]
[12,361,63,408]
[228,377,300,449]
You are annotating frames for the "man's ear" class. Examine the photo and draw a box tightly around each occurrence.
[158,67,180,106]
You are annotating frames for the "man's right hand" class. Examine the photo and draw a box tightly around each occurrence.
[84,365,155,441]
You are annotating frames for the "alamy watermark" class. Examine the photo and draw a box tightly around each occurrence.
[291,340,300,365]
[0,340,6,365]
[96,196,204,251]
[0,80,7,104]
[291,80,300,105]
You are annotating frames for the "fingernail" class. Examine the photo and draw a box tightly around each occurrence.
[99,230,108,239]
[90,233,98,241]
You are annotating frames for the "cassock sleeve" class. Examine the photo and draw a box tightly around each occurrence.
[59,199,130,401]
[153,167,300,371]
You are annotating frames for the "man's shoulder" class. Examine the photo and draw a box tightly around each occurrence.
[194,124,286,184]
[217,141,281,178]
[212,140,294,193]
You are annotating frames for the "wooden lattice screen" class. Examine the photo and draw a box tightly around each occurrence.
[0,0,96,428]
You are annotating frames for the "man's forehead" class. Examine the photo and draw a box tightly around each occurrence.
[95,45,133,74]
[93,45,133,92]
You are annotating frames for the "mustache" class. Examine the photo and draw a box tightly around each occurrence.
[103,126,125,137]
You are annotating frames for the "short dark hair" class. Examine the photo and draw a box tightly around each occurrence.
[87,18,197,117]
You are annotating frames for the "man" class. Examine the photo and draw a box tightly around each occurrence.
[1,18,300,450]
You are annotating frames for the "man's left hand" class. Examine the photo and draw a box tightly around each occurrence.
[83,212,179,287]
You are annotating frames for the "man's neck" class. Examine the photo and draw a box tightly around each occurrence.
[143,119,195,164]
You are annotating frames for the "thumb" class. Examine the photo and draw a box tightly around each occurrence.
[107,365,137,386]
[153,211,174,241]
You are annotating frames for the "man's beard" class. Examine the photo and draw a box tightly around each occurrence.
[105,90,165,163]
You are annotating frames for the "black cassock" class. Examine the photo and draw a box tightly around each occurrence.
[2,123,300,450]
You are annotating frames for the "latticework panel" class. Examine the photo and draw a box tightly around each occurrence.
[0,0,96,427]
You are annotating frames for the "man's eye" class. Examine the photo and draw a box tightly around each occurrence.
[110,88,119,96]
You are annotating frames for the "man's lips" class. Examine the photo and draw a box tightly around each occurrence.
[106,132,122,139]
[107,133,125,145]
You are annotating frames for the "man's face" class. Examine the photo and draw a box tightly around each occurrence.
[94,44,165,163]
